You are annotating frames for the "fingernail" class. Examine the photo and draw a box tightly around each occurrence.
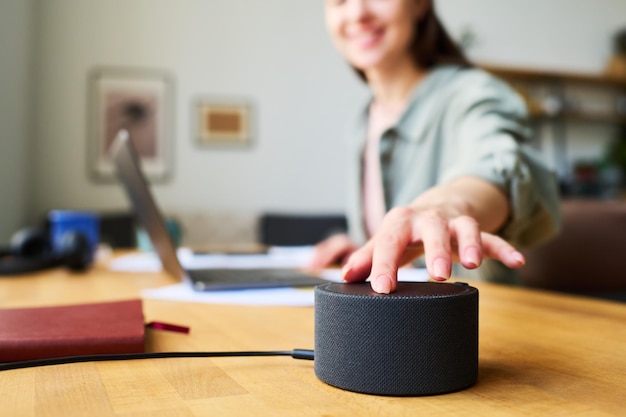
[464,247,480,268]
[371,274,392,294]
[341,265,351,281]
[512,251,525,265]
[433,258,450,280]
[341,268,349,281]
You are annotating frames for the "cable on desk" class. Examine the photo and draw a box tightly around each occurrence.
[0,349,315,371]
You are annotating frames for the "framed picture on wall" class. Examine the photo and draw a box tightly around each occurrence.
[195,98,253,147]
[88,67,174,182]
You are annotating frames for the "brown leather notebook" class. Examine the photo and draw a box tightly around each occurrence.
[0,299,145,362]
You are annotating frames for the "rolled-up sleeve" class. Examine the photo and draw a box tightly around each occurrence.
[440,72,561,248]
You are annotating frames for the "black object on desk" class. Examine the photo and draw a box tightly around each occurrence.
[314,282,478,396]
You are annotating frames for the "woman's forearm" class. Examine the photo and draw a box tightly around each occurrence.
[409,176,510,234]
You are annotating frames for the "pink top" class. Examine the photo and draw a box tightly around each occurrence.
[362,129,386,238]
[362,101,407,238]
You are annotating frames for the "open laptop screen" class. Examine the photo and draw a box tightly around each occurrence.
[111,129,329,291]
[111,129,185,281]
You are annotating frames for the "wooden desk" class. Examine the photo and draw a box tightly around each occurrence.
[1,263,626,417]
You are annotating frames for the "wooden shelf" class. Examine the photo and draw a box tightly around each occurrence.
[481,63,626,89]
[529,112,626,126]
[480,63,626,127]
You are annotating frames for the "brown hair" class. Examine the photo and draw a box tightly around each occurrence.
[355,1,471,81]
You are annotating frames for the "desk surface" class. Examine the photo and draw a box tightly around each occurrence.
[1,261,626,417]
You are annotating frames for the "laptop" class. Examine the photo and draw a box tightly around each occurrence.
[111,129,328,291]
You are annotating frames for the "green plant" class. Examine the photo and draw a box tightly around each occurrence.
[604,126,626,173]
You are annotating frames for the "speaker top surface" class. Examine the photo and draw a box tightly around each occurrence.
[317,281,475,299]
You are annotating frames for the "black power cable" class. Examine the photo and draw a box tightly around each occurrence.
[0,349,315,371]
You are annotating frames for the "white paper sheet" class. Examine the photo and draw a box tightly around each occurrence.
[108,246,429,306]
[108,246,318,272]
[140,268,430,307]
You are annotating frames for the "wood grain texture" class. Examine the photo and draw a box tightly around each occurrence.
[1,259,625,416]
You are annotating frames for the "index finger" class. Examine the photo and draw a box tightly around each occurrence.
[368,208,415,294]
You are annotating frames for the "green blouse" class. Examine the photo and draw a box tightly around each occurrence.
[344,65,561,283]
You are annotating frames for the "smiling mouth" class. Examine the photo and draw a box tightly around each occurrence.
[348,27,384,49]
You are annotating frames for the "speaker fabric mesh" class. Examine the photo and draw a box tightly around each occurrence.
[314,282,478,396]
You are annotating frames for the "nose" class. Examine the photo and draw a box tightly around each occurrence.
[345,0,371,21]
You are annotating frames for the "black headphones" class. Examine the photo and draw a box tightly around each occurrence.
[0,228,94,275]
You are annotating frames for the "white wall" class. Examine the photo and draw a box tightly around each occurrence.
[439,0,626,73]
[32,0,365,225]
[25,0,626,239]
[0,0,36,241]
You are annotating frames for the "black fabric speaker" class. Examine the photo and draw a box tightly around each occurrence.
[314,282,478,396]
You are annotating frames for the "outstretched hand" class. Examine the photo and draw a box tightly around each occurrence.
[341,205,525,294]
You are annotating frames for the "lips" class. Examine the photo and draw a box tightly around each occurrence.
[347,26,384,49]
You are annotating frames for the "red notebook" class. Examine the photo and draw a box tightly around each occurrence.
[0,299,145,362]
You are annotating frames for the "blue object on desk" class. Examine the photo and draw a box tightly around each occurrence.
[48,210,99,259]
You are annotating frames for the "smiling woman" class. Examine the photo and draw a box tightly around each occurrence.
[325,0,469,81]
[310,0,561,293]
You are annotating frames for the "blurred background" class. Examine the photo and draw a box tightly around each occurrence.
[1,0,626,247]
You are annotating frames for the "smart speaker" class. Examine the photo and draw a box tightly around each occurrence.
[314,281,478,396]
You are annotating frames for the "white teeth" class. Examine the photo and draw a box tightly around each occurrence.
[351,31,379,44]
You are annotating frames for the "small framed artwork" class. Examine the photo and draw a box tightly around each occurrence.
[88,67,174,182]
[195,99,253,146]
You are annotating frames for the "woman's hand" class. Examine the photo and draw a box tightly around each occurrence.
[306,233,358,271]
[342,177,526,293]
[342,207,525,293]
